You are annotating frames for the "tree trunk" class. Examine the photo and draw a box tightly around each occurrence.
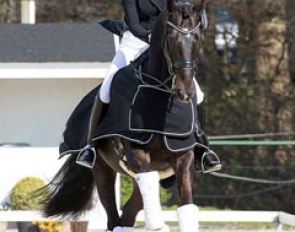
[286,0,295,82]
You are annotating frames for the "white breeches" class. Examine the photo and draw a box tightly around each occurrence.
[99,31,204,104]
[99,31,149,103]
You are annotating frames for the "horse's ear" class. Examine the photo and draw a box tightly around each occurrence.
[166,0,177,12]
[194,0,208,30]
[195,0,207,15]
[200,9,208,30]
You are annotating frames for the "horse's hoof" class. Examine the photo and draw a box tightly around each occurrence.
[146,224,170,232]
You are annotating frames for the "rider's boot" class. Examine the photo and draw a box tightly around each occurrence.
[76,97,104,169]
[198,149,222,173]
[195,103,222,173]
[194,134,222,173]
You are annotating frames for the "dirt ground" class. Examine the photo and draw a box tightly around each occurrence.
[5,227,295,232]
[125,225,294,231]
[5,225,295,232]
[90,227,295,232]
[91,225,295,232]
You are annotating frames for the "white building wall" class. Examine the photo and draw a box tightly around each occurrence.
[0,78,101,146]
[0,74,109,228]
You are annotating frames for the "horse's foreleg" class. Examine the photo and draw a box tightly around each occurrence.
[93,156,121,231]
[127,149,167,231]
[135,171,166,231]
[176,151,199,232]
[117,179,143,231]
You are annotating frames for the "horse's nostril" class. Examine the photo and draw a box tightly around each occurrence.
[175,89,190,102]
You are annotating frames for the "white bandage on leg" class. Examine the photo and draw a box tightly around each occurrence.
[146,224,170,232]
[135,171,165,230]
[177,204,199,232]
[122,227,134,232]
[113,227,134,232]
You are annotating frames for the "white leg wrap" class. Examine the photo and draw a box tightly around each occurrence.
[112,227,122,232]
[135,171,165,230]
[112,227,134,232]
[146,224,170,232]
[177,204,199,232]
[122,227,134,232]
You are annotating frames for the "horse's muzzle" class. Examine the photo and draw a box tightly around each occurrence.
[173,88,193,102]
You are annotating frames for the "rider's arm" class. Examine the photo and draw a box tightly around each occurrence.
[122,0,151,40]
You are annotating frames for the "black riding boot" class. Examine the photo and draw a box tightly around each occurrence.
[194,143,222,173]
[195,103,222,173]
[198,150,222,173]
[76,97,104,169]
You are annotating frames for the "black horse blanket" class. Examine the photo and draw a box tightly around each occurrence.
[59,55,208,156]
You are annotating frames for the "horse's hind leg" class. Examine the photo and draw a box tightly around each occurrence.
[175,151,199,232]
[93,155,120,231]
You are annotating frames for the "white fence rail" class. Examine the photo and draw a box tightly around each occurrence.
[0,210,294,232]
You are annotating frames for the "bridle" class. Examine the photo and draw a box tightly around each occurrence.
[135,8,204,94]
[164,18,202,76]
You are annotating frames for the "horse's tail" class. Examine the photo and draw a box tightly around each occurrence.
[43,154,94,219]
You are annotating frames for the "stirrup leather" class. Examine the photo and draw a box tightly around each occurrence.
[76,145,97,169]
[200,150,222,174]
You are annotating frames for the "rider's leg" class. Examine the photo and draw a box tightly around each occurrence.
[193,79,222,173]
[100,31,149,103]
[75,96,104,168]
[76,31,149,169]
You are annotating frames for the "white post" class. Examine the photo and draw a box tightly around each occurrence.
[21,0,36,24]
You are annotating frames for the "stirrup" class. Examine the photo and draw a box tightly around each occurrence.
[200,150,222,174]
[76,145,97,169]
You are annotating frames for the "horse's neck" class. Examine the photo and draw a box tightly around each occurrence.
[143,38,169,82]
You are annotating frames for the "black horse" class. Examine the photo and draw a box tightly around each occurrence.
[43,0,209,231]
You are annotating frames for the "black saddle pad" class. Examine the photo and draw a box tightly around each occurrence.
[130,85,194,137]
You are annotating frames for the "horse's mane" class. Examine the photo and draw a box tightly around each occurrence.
[147,11,167,63]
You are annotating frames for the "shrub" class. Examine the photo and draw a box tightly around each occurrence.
[10,177,48,210]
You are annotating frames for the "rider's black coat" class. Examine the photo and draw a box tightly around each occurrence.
[122,0,166,40]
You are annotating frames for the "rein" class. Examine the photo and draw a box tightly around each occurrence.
[134,65,173,91]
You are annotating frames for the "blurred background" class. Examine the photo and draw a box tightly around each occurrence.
[0,0,294,222]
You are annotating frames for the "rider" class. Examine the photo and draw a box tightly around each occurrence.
[76,0,221,173]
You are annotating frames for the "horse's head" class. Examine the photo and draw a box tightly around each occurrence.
[165,0,207,101]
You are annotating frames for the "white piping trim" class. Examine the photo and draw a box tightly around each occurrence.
[163,135,209,153]
[129,85,195,137]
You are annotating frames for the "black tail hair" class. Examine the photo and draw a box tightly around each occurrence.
[43,154,94,219]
